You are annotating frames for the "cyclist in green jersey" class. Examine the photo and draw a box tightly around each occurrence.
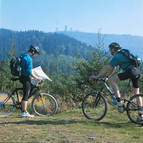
[89,42,143,121]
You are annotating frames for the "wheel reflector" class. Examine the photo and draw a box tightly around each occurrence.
[47,109,51,113]
[6,109,10,113]
[37,99,40,102]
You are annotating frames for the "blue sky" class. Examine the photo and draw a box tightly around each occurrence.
[1,0,143,36]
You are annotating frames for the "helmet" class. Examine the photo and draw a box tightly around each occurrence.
[29,45,40,55]
[109,42,122,50]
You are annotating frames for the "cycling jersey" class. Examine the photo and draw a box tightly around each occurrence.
[20,53,32,77]
[109,50,134,71]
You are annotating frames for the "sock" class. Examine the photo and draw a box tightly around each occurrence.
[116,97,121,102]
[22,110,26,113]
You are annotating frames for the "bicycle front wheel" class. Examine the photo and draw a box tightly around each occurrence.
[32,93,58,116]
[0,91,15,117]
[82,92,107,121]
[127,94,143,125]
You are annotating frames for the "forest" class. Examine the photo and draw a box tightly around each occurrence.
[0,28,143,109]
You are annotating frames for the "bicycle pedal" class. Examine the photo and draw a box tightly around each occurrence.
[16,101,21,105]
[15,105,22,109]
[118,106,125,113]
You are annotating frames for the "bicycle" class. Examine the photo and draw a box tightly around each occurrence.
[82,78,143,125]
[0,77,58,117]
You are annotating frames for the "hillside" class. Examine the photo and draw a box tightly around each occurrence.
[0,29,94,65]
[1,29,143,61]
[1,28,143,69]
[60,31,143,58]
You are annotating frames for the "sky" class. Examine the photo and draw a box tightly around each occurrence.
[0,0,143,36]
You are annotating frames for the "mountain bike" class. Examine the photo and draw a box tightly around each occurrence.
[82,78,143,125]
[0,77,58,117]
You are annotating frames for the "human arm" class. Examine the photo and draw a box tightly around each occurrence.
[89,54,119,81]
[89,65,116,80]
[26,57,42,81]
[107,67,116,79]
[30,73,43,81]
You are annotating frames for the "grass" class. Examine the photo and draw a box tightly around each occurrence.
[0,105,143,143]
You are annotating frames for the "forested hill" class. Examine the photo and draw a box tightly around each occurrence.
[60,31,143,58]
[0,29,93,61]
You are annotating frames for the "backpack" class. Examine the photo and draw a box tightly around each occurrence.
[119,49,141,67]
[10,54,27,76]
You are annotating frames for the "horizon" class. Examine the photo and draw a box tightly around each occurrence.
[1,28,143,38]
[1,0,143,37]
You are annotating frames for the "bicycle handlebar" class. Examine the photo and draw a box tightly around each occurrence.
[38,80,44,84]
[89,78,106,83]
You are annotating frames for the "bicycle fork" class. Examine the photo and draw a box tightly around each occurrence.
[39,94,45,106]
[38,94,52,113]
[93,93,102,108]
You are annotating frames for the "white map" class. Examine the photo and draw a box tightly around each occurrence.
[31,66,52,86]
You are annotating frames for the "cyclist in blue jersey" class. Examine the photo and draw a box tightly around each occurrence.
[89,42,143,121]
[20,45,42,118]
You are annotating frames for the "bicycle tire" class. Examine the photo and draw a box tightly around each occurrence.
[127,94,143,125]
[82,92,107,121]
[0,91,15,118]
[31,93,58,116]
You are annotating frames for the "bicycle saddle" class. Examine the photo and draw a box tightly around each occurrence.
[11,77,20,81]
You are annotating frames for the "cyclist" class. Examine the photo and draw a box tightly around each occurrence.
[89,42,143,121]
[20,45,42,118]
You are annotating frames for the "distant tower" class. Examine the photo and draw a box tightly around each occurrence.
[65,25,67,32]
[56,21,59,32]
[56,27,59,32]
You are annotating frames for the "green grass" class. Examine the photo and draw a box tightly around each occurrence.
[0,105,143,143]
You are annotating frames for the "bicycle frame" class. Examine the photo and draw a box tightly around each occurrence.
[3,88,22,104]
[99,81,117,101]
[97,79,141,110]
[4,84,40,106]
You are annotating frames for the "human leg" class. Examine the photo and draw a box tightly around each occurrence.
[132,77,143,120]
[109,75,121,98]
[21,76,34,118]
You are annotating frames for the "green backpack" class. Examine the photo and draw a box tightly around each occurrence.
[119,49,141,67]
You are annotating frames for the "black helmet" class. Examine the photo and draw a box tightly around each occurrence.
[109,42,122,51]
[29,45,40,55]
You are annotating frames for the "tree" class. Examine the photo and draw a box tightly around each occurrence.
[0,38,17,90]
[70,31,110,101]
[7,37,17,59]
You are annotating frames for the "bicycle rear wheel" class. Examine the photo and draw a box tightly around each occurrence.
[82,92,107,121]
[127,94,143,125]
[0,91,15,117]
[32,93,58,116]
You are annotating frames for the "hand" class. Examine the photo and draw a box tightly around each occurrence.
[36,77,43,81]
[89,75,98,83]
[104,77,109,81]
[89,75,99,80]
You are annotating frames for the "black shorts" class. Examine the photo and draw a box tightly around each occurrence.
[19,76,32,101]
[118,68,140,88]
